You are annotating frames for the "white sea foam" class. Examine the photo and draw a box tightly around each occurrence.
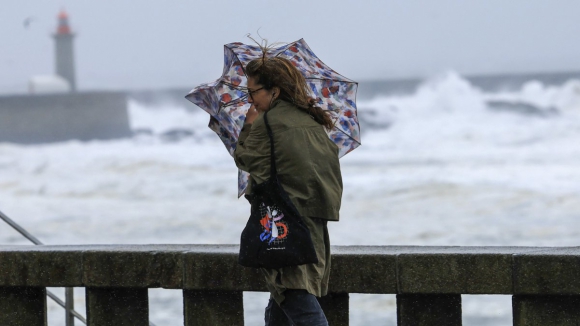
[2,72,580,325]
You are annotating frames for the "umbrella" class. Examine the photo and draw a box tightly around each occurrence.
[186,38,360,196]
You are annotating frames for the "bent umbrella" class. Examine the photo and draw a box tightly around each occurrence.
[186,39,360,196]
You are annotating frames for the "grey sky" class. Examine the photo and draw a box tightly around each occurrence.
[2,0,579,93]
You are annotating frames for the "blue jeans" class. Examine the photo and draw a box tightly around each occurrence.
[264,289,328,326]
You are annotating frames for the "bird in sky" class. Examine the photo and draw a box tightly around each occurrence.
[23,16,36,29]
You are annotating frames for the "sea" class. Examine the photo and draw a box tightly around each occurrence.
[1,70,580,325]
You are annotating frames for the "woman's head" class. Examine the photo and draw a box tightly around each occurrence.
[245,57,333,129]
[245,57,307,109]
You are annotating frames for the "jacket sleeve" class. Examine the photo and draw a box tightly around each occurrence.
[234,117,270,184]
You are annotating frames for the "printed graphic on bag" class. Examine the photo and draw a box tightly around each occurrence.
[258,203,288,249]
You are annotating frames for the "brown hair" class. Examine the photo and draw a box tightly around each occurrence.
[245,56,334,130]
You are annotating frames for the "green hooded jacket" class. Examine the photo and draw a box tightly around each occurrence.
[234,100,342,221]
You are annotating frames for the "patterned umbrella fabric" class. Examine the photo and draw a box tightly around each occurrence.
[186,39,359,196]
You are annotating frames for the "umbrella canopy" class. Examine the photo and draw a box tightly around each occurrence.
[186,39,360,196]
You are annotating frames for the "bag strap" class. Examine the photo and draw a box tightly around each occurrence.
[262,110,277,178]
[261,109,305,220]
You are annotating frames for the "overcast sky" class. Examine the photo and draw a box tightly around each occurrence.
[2,1,579,92]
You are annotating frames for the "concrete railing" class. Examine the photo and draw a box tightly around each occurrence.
[0,245,579,325]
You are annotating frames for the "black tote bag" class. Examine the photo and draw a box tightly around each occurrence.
[238,110,319,269]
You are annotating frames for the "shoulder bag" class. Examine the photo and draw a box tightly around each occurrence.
[238,109,319,269]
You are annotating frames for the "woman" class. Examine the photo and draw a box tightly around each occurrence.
[234,56,343,326]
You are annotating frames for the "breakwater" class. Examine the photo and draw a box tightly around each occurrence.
[0,91,130,144]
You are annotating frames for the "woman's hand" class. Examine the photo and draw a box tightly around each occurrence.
[245,105,259,124]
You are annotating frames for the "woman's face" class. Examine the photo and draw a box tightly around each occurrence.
[247,76,273,112]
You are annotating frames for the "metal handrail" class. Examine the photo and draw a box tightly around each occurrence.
[0,209,43,245]
[47,290,87,324]
[0,209,156,326]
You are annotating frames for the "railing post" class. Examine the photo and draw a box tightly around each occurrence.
[183,290,244,326]
[396,294,462,326]
[0,286,47,326]
[85,287,148,326]
[512,248,580,325]
[65,287,75,326]
[513,295,580,325]
[318,292,349,326]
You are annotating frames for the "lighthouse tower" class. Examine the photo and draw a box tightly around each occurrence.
[53,10,76,91]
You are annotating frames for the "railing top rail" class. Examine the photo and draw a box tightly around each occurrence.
[0,244,572,252]
[1,245,580,295]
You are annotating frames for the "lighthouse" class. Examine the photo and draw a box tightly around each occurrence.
[1,9,131,144]
[53,10,76,91]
